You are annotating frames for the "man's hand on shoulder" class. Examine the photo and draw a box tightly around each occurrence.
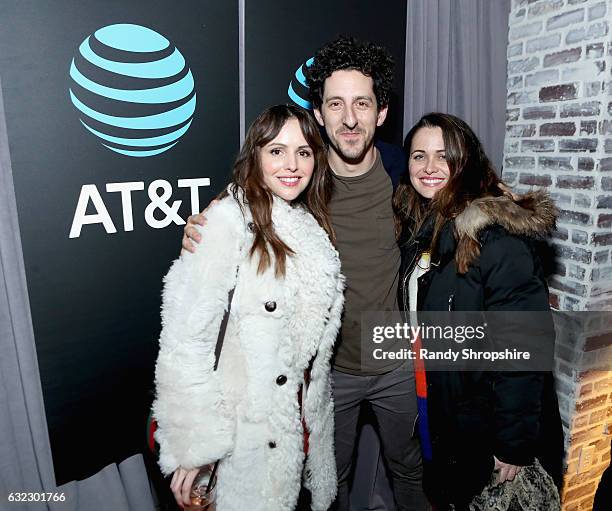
[181,199,219,254]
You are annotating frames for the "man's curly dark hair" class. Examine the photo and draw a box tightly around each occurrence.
[306,36,395,110]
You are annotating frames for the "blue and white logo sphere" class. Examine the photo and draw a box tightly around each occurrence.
[288,57,313,110]
[69,24,196,157]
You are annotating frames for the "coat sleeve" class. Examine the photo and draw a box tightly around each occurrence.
[479,233,553,466]
[152,200,245,475]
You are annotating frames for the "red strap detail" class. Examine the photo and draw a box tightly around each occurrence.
[412,334,428,397]
[302,415,310,455]
[299,368,311,455]
[147,415,158,453]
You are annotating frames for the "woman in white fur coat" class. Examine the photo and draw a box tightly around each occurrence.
[153,105,344,511]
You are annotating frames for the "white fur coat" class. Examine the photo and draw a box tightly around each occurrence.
[153,193,344,511]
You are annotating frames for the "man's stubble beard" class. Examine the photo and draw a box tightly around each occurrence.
[327,133,375,165]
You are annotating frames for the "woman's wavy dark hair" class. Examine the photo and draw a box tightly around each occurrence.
[306,36,394,110]
[393,113,503,258]
[222,104,333,277]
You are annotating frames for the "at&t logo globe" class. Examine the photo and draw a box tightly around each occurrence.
[288,57,313,110]
[68,24,196,157]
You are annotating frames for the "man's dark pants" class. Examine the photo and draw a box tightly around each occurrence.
[331,362,428,511]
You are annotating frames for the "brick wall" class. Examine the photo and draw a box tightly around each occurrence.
[503,0,611,508]
[554,313,612,509]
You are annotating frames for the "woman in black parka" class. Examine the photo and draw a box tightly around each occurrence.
[394,113,564,510]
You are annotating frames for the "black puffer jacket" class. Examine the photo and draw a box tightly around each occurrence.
[398,192,564,507]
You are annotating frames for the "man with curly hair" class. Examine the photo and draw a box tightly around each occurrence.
[306,37,427,511]
[181,36,426,511]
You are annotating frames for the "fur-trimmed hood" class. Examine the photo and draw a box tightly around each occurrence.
[455,190,558,242]
[454,190,557,273]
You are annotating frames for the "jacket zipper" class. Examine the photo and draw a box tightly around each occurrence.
[401,241,420,312]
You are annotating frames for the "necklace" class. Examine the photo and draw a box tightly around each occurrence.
[417,251,431,270]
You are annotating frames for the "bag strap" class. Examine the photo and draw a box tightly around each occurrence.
[213,211,246,371]
[208,268,238,484]
[209,210,245,479]
[213,284,236,371]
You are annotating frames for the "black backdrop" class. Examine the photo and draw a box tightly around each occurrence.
[0,0,406,484]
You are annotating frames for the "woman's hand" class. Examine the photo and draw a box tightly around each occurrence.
[494,456,522,483]
[170,466,209,508]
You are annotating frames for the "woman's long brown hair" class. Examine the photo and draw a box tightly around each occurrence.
[222,104,333,277]
[393,113,503,259]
